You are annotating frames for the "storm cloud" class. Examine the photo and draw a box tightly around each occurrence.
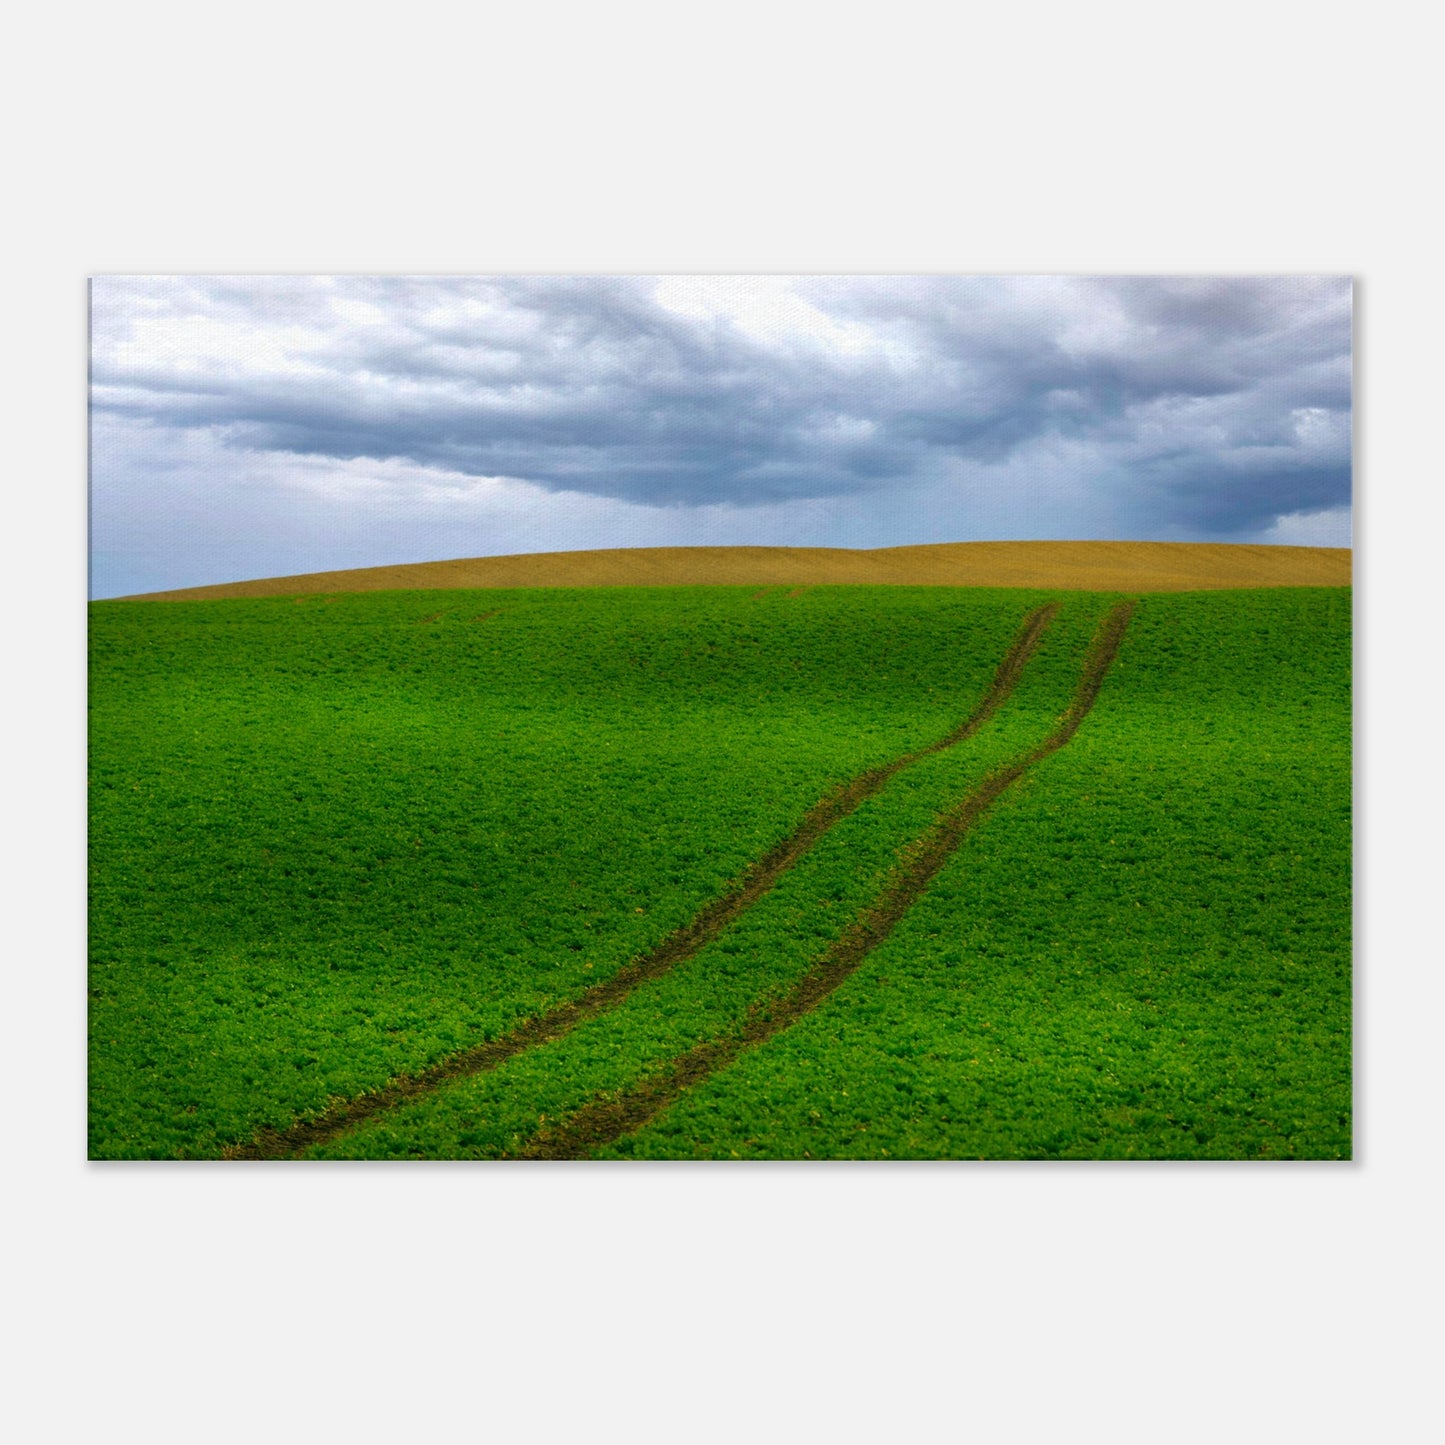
[88,274,1351,597]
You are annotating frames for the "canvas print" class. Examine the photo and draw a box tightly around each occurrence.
[88,275,1352,1160]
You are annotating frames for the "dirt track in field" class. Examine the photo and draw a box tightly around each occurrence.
[520,600,1136,1161]
[120,541,1349,600]
[222,603,1059,1160]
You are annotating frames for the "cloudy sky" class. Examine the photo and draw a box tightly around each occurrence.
[89,274,1352,597]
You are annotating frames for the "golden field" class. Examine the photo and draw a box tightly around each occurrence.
[123,540,1350,599]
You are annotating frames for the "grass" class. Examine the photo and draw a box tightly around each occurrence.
[605,590,1352,1160]
[90,585,1041,1157]
[88,585,1351,1160]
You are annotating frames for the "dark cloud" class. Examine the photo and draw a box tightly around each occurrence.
[90,274,1352,535]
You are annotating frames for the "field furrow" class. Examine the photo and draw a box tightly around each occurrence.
[607,590,1350,1161]
[519,603,1134,1159]
[225,602,1059,1159]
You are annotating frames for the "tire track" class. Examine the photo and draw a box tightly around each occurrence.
[520,600,1135,1161]
[223,602,1059,1159]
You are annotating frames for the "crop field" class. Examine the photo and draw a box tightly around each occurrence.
[88,582,1351,1160]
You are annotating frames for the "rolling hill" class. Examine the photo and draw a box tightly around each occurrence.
[89,569,1352,1160]
[120,539,1351,599]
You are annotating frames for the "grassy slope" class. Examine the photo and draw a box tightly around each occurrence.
[607,588,1353,1160]
[90,586,1351,1161]
[90,585,1039,1157]
[305,596,1113,1158]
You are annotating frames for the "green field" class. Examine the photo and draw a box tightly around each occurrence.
[88,584,1351,1160]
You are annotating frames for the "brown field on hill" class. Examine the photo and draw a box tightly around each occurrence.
[121,541,1351,600]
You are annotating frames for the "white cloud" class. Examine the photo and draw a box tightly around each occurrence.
[1253,505,1353,547]
[652,274,879,355]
